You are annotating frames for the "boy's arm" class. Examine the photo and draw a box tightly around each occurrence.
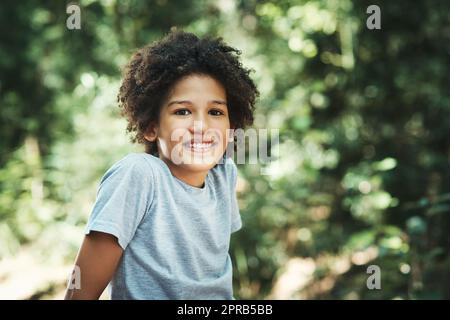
[64,231,123,300]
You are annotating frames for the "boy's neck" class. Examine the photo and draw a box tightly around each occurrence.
[160,157,208,188]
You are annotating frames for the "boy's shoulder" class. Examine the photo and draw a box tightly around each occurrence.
[115,152,163,167]
[101,153,158,182]
[210,156,238,188]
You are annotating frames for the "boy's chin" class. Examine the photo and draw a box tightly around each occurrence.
[177,156,220,172]
[182,157,219,171]
[179,162,216,173]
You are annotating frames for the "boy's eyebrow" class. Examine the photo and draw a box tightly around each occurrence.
[167,100,227,107]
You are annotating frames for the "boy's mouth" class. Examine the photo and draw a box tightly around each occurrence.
[182,140,218,153]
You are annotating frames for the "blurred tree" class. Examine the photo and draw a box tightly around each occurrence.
[230,0,450,299]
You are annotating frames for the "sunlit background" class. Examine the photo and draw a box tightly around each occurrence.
[1,0,449,299]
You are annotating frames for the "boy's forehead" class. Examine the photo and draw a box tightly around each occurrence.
[171,74,225,92]
[165,75,227,104]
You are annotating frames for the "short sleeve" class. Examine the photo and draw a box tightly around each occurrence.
[228,158,242,233]
[84,154,154,250]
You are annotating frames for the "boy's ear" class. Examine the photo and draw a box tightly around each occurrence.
[144,123,158,142]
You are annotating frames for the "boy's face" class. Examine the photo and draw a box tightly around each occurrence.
[144,73,232,174]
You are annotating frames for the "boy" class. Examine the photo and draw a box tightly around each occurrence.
[65,30,259,299]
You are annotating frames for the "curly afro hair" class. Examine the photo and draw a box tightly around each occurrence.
[117,30,259,155]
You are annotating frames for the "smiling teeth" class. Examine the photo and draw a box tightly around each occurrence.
[190,143,212,149]
[183,142,216,150]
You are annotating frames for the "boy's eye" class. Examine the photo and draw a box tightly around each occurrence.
[174,109,191,116]
[209,109,225,116]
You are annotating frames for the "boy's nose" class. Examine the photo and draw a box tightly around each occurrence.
[188,120,208,136]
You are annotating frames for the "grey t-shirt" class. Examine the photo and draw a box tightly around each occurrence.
[84,152,242,299]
